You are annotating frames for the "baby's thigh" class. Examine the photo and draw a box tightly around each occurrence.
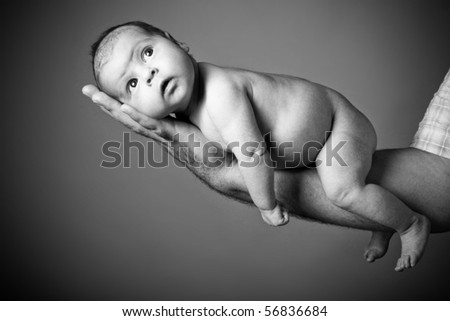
[316,107,377,188]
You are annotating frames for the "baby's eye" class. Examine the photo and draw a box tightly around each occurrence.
[127,79,138,90]
[143,47,153,58]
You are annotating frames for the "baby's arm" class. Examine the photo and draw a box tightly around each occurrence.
[207,81,289,226]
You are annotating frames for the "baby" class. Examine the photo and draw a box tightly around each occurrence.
[90,21,430,271]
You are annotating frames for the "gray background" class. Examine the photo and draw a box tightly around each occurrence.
[3,0,450,300]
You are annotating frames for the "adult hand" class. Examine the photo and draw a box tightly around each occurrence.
[82,84,176,142]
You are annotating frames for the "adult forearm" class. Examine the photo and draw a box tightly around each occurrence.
[190,148,450,233]
[160,123,389,230]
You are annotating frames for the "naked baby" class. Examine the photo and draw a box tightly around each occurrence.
[90,21,430,271]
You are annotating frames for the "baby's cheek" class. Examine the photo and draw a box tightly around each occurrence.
[138,103,155,117]
[139,101,167,119]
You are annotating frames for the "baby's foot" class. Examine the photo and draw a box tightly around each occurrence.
[260,203,289,227]
[395,214,431,272]
[364,231,393,263]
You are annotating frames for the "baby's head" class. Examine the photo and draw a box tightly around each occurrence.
[91,21,196,118]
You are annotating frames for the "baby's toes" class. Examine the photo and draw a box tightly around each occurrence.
[395,257,405,272]
[404,255,412,269]
[410,258,417,268]
[410,254,418,267]
[261,214,274,226]
[395,255,412,272]
[364,250,376,263]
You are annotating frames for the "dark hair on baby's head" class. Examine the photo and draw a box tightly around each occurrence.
[90,20,190,83]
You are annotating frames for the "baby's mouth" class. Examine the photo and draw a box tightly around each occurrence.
[161,78,172,94]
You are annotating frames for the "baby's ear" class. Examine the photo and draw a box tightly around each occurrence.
[164,31,190,53]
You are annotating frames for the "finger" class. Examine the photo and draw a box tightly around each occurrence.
[113,111,164,141]
[97,103,140,129]
[82,84,123,114]
[98,105,113,117]
[92,92,122,113]
[115,111,143,131]
[82,85,163,140]
[121,105,158,130]
[405,256,411,269]
[82,85,113,118]
[121,105,148,123]
[82,84,100,98]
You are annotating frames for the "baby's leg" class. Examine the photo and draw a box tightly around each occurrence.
[316,110,430,271]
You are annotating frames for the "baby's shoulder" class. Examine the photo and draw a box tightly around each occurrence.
[200,63,246,93]
[199,63,251,111]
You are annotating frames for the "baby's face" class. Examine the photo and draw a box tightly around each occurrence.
[97,27,196,118]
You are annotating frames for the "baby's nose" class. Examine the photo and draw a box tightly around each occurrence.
[146,68,158,85]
